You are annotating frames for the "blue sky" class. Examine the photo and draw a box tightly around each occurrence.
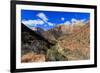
[21,10,90,30]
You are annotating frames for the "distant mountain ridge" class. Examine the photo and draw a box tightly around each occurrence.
[23,20,88,42]
[40,20,86,40]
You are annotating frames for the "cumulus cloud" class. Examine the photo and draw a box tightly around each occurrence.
[37,13,48,22]
[64,21,71,25]
[80,19,86,22]
[71,18,86,24]
[22,19,44,27]
[47,22,54,26]
[61,17,65,21]
[22,12,70,30]
[71,18,77,23]
[22,19,55,29]
[36,12,55,26]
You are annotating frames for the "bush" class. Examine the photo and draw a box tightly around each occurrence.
[46,44,68,61]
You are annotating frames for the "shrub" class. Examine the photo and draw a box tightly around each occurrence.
[46,44,68,61]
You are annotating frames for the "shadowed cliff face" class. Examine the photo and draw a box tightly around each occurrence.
[21,21,90,62]
[21,23,55,56]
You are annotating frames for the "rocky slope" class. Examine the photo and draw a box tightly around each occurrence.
[21,21,90,62]
[58,21,90,60]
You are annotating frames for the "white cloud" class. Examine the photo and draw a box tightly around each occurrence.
[71,18,86,24]
[22,19,44,27]
[37,13,48,22]
[47,22,54,26]
[80,19,86,22]
[64,21,71,25]
[36,12,56,27]
[71,18,77,23]
[61,17,65,21]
